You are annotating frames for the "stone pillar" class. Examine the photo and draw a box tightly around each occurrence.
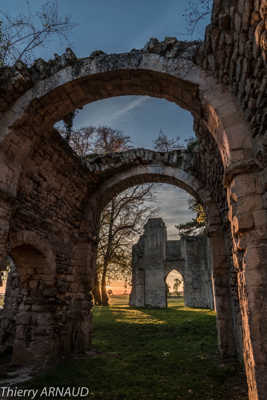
[67,239,95,354]
[130,219,167,308]
[130,239,145,307]
[180,233,214,309]
[208,227,236,358]
[228,169,267,400]
[143,219,167,308]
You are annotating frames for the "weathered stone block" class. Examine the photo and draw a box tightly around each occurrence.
[233,213,254,233]
[253,209,267,227]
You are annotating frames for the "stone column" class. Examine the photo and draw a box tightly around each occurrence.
[180,233,214,309]
[130,238,145,307]
[143,219,167,308]
[68,239,95,354]
[64,201,100,355]
[228,169,267,400]
[208,227,236,358]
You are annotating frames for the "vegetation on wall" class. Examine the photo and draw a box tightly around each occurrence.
[176,199,206,233]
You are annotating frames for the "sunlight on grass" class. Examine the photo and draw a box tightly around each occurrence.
[111,306,167,325]
[23,295,247,400]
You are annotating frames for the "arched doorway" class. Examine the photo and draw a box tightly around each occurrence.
[0,257,13,309]
[165,269,184,305]
[0,231,57,365]
[88,161,234,358]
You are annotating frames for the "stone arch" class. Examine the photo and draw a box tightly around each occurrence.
[85,149,211,211]
[165,268,184,297]
[85,150,234,354]
[0,33,264,398]
[1,231,57,364]
[82,148,222,251]
[165,266,185,281]
[0,39,254,190]
[9,231,56,278]
[0,45,253,377]
[95,165,205,209]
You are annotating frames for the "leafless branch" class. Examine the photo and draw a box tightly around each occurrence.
[0,0,75,66]
[183,0,212,37]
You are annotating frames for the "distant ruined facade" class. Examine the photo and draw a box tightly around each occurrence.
[0,271,7,302]
[0,1,266,398]
[130,218,214,309]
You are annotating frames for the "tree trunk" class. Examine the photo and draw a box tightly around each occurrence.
[92,273,102,305]
[101,260,109,306]
[100,199,115,306]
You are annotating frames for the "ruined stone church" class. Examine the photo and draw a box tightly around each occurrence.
[0,1,266,398]
[130,218,214,309]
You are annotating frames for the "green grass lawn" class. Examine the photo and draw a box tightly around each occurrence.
[22,296,247,400]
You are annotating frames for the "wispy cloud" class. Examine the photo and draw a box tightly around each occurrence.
[106,97,149,124]
[77,96,150,128]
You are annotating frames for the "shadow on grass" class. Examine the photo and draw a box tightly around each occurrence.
[20,301,247,400]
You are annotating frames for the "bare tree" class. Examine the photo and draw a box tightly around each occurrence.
[173,277,183,296]
[93,126,131,154]
[59,123,156,305]
[183,0,212,36]
[153,129,183,152]
[97,184,156,305]
[59,125,131,158]
[63,125,96,156]
[154,130,197,152]
[0,0,74,66]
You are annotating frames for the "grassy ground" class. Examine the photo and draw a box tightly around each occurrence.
[20,296,247,400]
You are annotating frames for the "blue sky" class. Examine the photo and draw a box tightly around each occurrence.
[1,0,210,238]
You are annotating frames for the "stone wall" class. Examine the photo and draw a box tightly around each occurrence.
[196,0,267,139]
[180,233,214,309]
[0,129,94,363]
[130,219,214,310]
[198,4,267,397]
[0,132,218,364]
[130,219,167,308]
